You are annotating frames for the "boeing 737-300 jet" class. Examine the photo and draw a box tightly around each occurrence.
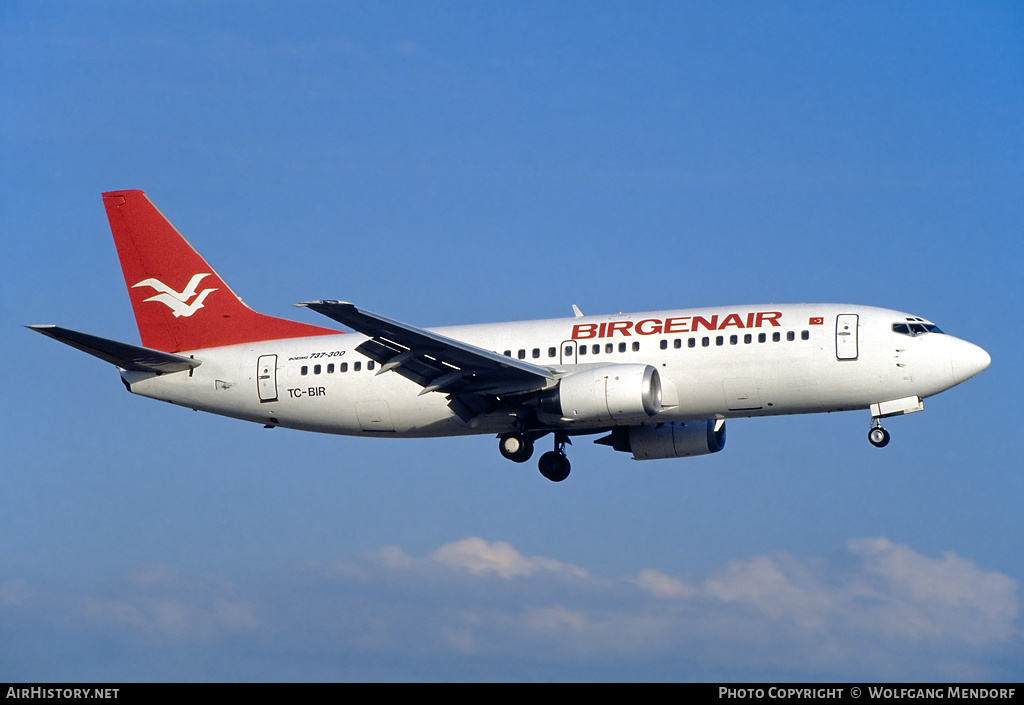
[30,190,991,481]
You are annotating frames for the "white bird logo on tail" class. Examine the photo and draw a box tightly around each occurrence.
[133,273,218,318]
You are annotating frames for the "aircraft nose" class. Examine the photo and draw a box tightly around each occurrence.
[950,337,991,385]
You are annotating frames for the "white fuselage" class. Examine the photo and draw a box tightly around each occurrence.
[121,304,988,438]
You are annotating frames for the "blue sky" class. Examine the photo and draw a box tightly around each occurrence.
[2,1,1023,681]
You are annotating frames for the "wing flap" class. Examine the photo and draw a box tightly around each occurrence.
[28,325,201,374]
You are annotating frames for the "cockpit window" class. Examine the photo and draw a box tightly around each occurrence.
[893,320,943,336]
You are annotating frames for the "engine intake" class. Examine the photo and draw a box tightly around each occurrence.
[542,364,662,423]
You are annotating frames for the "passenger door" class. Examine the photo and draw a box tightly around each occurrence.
[257,354,278,402]
[835,314,859,360]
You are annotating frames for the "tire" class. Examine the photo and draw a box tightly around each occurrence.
[538,451,571,482]
[868,427,890,448]
[499,433,534,463]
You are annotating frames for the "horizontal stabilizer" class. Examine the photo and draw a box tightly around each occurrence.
[27,325,201,374]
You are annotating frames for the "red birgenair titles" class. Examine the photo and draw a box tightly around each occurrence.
[30,191,991,482]
[571,312,785,340]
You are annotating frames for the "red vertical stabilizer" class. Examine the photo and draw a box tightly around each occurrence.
[102,190,337,352]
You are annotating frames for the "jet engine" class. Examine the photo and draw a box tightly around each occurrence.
[597,420,726,460]
[630,420,726,459]
[541,364,662,423]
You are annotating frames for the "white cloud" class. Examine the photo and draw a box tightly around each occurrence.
[4,538,1020,680]
[631,568,697,599]
[844,537,1019,644]
[705,554,834,628]
[698,538,1020,654]
[430,537,588,579]
[282,536,1021,672]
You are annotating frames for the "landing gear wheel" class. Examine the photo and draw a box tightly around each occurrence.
[868,427,890,448]
[538,451,571,482]
[498,433,534,463]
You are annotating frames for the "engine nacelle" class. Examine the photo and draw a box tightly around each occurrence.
[543,364,662,423]
[628,420,726,460]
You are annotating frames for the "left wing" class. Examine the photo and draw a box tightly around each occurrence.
[296,301,555,420]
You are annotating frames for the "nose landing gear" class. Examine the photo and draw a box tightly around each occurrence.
[867,396,925,448]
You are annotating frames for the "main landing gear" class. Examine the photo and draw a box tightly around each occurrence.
[868,420,890,448]
[498,432,534,463]
[540,438,573,481]
[497,431,571,482]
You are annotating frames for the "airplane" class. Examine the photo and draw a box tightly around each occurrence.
[29,190,991,482]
